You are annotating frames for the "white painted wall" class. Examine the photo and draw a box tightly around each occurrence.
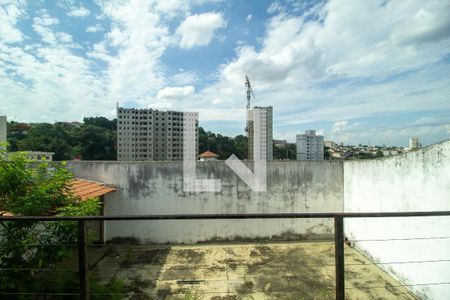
[344,140,450,299]
[68,161,344,244]
[67,140,450,299]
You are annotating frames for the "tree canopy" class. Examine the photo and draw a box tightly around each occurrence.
[0,149,102,294]
[7,117,117,160]
[7,116,300,160]
[198,127,248,160]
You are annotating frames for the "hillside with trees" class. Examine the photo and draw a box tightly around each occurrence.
[7,117,117,160]
[6,116,299,161]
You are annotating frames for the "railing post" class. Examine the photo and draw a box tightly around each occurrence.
[78,220,89,300]
[334,216,345,300]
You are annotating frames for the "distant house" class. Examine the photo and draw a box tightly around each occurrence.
[69,179,117,244]
[5,151,55,161]
[324,141,336,149]
[25,151,55,161]
[1,178,117,244]
[274,139,288,147]
[199,150,219,161]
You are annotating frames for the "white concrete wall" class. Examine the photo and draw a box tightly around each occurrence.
[67,161,344,244]
[344,140,450,299]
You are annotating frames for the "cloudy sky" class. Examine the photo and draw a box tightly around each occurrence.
[1,0,449,146]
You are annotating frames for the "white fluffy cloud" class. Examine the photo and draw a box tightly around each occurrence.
[204,0,450,125]
[0,0,25,43]
[221,0,450,88]
[67,6,90,18]
[0,36,107,122]
[32,11,75,45]
[0,0,188,122]
[176,12,226,49]
[1,0,449,146]
[86,24,103,33]
[332,121,361,133]
[157,86,195,99]
[172,70,198,85]
[93,0,176,106]
[390,2,450,46]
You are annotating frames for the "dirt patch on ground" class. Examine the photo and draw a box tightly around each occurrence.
[117,248,170,268]
[91,242,416,299]
[174,249,206,264]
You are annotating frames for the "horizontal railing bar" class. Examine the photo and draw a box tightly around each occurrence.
[1,211,450,221]
[350,236,450,242]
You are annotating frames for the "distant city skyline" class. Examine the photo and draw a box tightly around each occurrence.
[1,0,449,147]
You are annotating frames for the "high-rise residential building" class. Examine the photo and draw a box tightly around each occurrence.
[409,138,421,150]
[296,130,324,160]
[0,116,6,150]
[117,107,198,161]
[248,106,273,161]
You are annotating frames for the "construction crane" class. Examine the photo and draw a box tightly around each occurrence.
[245,75,255,110]
[245,75,255,134]
[245,75,255,160]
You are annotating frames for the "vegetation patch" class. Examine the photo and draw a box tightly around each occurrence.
[237,281,254,294]
[211,296,237,300]
[175,249,205,264]
[0,150,130,298]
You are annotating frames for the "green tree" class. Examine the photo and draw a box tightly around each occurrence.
[199,127,248,160]
[8,118,117,161]
[0,149,101,294]
[273,143,296,160]
[375,150,384,158]
[324,146,331,160]
[78,125,116,160]
[83,117,117,130]
[15,123,78,160]
[233,134,248,159]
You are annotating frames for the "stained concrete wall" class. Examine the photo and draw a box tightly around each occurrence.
[67,161,344,243]
[344,140,450,300]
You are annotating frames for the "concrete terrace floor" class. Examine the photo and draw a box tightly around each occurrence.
[91,241,417,299]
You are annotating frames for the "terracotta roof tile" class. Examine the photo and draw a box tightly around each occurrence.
[199,150,219,158]
[0,210,14,216]
[0,179,117,217]
[68,179,117,201]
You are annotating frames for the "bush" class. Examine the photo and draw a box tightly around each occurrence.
[0,148,120,297]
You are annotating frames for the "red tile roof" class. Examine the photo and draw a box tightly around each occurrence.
[199,150,219,158]
[0,210,14,216]
[68,179,117,201]
[0,179,116,217]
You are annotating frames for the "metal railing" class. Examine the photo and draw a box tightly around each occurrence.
[1,211,450,300]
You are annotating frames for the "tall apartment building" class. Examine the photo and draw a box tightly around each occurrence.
[409,138,421,150]
[248,106,273,161]
[117,107,198,161]
[0,116,6,150]
[296,130,324,160]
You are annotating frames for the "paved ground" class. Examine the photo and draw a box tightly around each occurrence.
[91,241,417,299]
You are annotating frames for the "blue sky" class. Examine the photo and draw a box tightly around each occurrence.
[0,0,449,146]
